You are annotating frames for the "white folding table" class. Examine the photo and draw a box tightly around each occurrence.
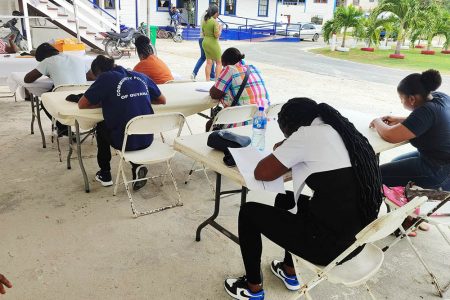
[0,55,37,85]
[174,109,406,244]
[7,72,54,148]
[41,81,216,192]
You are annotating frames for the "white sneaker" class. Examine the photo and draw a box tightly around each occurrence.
[190,72,196,81]
[270,260,300,291]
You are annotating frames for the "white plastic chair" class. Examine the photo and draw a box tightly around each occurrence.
[290,196,428,300]
[208,104,258,132]
[266,102,285,121]
[384,191,450,297]
[113,113,186,218]
[51,84,93,163]
[185,105,258,187]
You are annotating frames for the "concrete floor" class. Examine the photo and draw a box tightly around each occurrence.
[0,39,449,299]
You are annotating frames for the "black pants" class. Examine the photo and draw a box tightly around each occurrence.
[96,121,140,174]
[238,192,339,284]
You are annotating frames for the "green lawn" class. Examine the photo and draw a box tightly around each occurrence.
[310,47,450,75]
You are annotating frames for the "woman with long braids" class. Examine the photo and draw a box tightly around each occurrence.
[202,4,222,81]
[224,98,382,300]
[133,35,173,84]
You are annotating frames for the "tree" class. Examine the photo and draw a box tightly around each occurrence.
[356,13,389,48]
[411,2,446,51]
[322,5,363,48]
[375,0,422,55]
[438,10,450,51]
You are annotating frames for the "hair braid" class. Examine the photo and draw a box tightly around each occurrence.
[278,98,382,225]
[134,35,154,59]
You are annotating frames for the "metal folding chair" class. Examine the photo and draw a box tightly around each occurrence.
[185,105,258,190]
[113,113,187,217]
[384,185,450,297]
[51,84,92,163]
[290,196,428,300]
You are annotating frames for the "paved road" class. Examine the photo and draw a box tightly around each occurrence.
[235,41,450,93]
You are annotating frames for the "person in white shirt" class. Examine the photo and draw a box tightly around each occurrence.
[24,43,94,86]
[24,43,95,135]
[224,98,382,300]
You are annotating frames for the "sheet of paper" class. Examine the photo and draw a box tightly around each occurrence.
[229,147,286,194]
[195,88,210,92]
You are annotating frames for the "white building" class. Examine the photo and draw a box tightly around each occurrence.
[278,0,336,25]
[0,0,338,49]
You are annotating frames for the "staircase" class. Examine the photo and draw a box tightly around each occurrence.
[27,0,120,50]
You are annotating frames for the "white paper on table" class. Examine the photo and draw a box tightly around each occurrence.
[229,147,286,194]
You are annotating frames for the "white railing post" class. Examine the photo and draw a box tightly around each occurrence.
[115,0,120,32]
[23,0,33,50]
[72,0,81,42]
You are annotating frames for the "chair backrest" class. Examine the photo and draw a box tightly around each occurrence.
[212,105,258,129]
[356,196,428,244]
[125,113,185,137]
[52,84,92,92]
[266,103,285,120]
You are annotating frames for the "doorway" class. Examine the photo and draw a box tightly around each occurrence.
[177,0,197,27]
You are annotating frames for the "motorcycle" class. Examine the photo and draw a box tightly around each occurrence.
[173,25,183,43]
[101,24,156,59]
[0,17,28,51]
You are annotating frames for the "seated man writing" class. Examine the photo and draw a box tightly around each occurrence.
[78,55,166,189]
[24,43,95,135]
[133,35,174,84]
[0,35,19,54]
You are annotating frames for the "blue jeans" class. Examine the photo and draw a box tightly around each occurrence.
[381,151,450,191]
[193,38,215,79]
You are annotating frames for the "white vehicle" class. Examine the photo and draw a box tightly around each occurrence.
[277,23,321,42]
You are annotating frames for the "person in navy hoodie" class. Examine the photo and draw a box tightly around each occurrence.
[78,55,166,190]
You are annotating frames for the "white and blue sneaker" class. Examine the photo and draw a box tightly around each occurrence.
[224,276,265,299]
[270,260,300,291]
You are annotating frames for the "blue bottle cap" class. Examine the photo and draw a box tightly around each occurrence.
[258,106,264,111]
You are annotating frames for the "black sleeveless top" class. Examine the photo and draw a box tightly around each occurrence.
[298,167,365,254]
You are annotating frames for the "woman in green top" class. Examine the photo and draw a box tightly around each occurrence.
[202,5,222,81]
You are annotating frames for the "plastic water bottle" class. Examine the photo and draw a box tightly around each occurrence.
[252,106,267,151]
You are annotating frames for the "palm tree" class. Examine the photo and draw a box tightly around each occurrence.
[322,5,363,48]
[425,3,450,51]
[334,5,364,48]
[322,19,340,44]
[381,15,399,47]
[438,10,450,51]
[376,0,422,55]
[357,13,388,49]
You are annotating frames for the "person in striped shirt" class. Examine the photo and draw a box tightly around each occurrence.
[210,47,270,112]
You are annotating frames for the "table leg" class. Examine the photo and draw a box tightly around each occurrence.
[241,187,248,206]
[195,173,242,244]
[35,96,46,148]
[67,126,73,170]
[30,92,35,134]
[75,120,90,193]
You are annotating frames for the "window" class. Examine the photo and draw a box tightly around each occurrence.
[157,0,170,11]
[258,0,269,17]
[353,0,360,5]
[209,0,221,7]
[277,0,305,5]
[311,15,323,25]
[313,0,327,3]
[224,0,236,15]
